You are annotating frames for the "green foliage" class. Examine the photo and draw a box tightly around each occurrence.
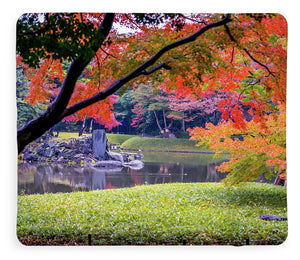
[16,66,44,128]
[53,132,91,141]
[17,183,287,245]
[223,153,274,185]
[17,13,99,67]
[112,92,136,133]
[17,101,44,128]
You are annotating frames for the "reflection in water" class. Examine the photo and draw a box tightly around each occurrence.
[18,160,227,195]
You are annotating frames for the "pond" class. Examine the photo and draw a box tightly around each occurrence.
[17,151,270,195]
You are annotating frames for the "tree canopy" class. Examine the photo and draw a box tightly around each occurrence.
[16,13,287,184]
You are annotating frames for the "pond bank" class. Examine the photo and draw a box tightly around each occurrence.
[17,182,287,245]
[19,133,222,164]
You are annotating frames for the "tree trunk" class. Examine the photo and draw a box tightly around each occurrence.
[89,118,93,133]
[163,107,167,130]
[79,116,87,136]
[182,112,185,132]
[153,110,163,133]
[17,14,115,153]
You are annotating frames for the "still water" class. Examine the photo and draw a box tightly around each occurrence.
[18,151,229,195]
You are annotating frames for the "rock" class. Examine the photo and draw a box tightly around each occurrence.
[23,132,145,171]
[54,148,61,157]
[44,147,53,157]
[57,156,64,163]
[125,160,144,170]
[76,158,83,165]
[23,152,39,161]
[59,142,70,148]
[107,151,124,164]
[92,160,124,168]
[74,153,84,158]
[82,144,92,154]
[36,143,46,156]
[120,153,130,162]
[92,129,108,160]
[259,215,287,221]
[47,140,56,147]
[134,150,144,160]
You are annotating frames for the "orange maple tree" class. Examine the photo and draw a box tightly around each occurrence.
[17,13,287,184]
[187,14,287,184]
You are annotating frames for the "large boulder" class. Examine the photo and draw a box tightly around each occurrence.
[92,129,108,160]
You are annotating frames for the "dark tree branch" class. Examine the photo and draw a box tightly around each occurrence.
[224,24,275,77]
[17,13,115,153]
[63,14,232,118]
[50,13,115,114]
[100,46,118,60]
[17,13,232,153]
[230,47,235,63]
[140,63,171,75]
[179,14,208,25]
[243,48,275,77]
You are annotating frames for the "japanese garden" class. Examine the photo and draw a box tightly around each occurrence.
[16,13,287,245]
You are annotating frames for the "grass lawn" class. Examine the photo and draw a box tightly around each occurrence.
[106,133,135,145]
[121,136,210,153]
[53,132,91,142]
[17,182,287,245]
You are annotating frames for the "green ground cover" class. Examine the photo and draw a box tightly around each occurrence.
[120,136,209,152]
[53,132,91,142]
[17,182,287,245]
[106,133,135,145]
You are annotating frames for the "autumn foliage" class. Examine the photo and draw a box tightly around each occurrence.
[188,14,287,184]
[17,13,287,184]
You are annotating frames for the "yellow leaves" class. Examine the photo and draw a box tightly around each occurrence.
[266,158,286,169]
[258,144,285,158]
[189,105,286,179]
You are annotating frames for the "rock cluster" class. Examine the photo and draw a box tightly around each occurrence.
[21,137,95,165]
[20,136,144,170]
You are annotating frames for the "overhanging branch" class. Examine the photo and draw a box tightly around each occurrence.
[17,13,115,153]
[224,24,275,77]
[17,13,232,153]
[63,14,232,118]
[140,63,172,75]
